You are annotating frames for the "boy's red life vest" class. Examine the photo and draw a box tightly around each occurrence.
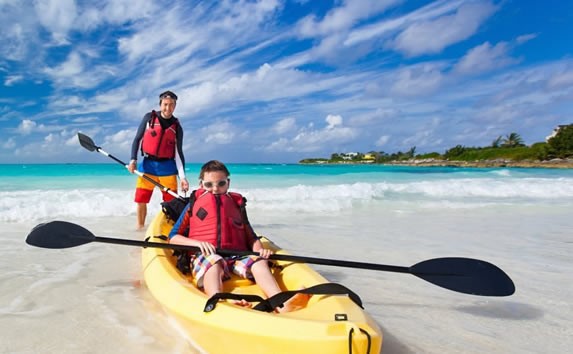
[186,189,254,251]
[141,110,178,159]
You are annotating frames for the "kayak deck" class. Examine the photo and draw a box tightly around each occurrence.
[142,212,383,353]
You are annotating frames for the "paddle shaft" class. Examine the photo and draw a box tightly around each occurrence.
[95,236,411,273]
[90,143,183,201]
[26,220,515,296]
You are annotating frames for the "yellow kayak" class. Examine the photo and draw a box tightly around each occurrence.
[142,212,383,353]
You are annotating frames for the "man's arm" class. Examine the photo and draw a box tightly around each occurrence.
[128,113,151,173]
[131,113,151,161]
[175,124,186,178]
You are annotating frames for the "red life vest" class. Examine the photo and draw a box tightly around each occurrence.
[141,110,178,159]
[187,189,252,250]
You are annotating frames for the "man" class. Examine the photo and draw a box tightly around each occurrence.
[128,90,189,230]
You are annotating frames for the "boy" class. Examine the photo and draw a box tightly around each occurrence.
[169,160,308,312]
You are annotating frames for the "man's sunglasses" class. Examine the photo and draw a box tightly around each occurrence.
[202,179,228,188]
[159,91,178,101]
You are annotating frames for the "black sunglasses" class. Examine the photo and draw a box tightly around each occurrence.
[159,90,178,101]
[202,179,228,188]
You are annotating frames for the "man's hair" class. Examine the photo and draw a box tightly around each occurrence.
[159,90,178,104]
[199,160,230,179]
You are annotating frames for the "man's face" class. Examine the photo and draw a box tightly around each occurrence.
[160,97,176,118]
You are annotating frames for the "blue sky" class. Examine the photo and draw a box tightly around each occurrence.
[1,0,572,164]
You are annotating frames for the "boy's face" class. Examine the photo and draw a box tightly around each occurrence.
[201,171,230,195]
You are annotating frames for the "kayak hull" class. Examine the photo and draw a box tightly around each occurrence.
[142,212,383,353]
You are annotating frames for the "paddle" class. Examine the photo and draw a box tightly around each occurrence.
[26,221,516,297]
[77,132,184,201]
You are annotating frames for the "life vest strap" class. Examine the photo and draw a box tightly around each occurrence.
[142,153,171,162]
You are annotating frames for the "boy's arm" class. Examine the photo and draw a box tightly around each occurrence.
[168,204,190,239]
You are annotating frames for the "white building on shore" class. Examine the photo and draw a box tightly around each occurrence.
[546,124,573,141]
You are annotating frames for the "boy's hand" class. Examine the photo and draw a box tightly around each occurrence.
[257,248,273,259]
[198,241,216,255]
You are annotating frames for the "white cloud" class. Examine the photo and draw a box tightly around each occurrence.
[2,137,16,149]
[391,63,445,96]
[344,0,466,47]
[265,114,358,153]
[201,122,237,145]
[0,3,40,61]
[18,119,37,135]
[391,1,497,57]
[325,114,343,128]
[296,0,400,38]
[44,52,83,77]
[375,135,390,147]
[454,41,518,75]
[176,63,346,115]
[273,117,297,134]
[35,0,77,45]
[516,33,537,44]
[107,129,135,145]
[42,51,115,89]
[4,75,24,86]
[546,68,573,89]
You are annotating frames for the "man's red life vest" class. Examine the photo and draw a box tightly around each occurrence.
[187,189,253,251]
[141,110,178,159]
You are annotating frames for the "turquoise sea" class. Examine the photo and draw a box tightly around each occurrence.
[2,163,573,222]
[1,163,572,353]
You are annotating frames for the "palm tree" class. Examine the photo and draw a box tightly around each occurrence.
[492,135,503,148]
[502,133,524,148]
[407,146,416,158]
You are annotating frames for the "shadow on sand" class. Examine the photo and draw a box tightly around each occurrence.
[455,300,543,320]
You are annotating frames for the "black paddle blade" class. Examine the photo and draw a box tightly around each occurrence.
[411,257,515,297]
[26,221,96,249]
[77,132,97,152]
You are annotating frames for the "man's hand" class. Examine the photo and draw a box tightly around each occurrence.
[128,160,136,173]
[180,177,189,192]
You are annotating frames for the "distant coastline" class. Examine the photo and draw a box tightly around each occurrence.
[300,158,573,169]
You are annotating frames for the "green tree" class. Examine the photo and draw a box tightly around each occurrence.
[352,153,364,161]
[502,133,524,148]
[530,142,549,160]
[548,125,573,158]
[492,135,503,148]
[407,146,416,158]
[444,145,467,159]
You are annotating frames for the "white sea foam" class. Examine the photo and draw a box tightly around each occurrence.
[2,177,573,222]
[0,188,160,222]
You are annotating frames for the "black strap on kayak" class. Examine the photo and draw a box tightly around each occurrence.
[203,283,363,313]
[204,293,268,312]
[256,283,363,311]
[348,327,372,354]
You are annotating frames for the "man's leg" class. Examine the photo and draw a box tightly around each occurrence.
[135,175,155,230]
[137,203,147,230]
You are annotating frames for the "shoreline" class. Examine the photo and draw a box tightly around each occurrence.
[301,158,573,169]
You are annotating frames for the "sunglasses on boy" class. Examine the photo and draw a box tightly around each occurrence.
[201,179,228,188]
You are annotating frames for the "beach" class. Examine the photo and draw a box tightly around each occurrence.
[1,163,572,353]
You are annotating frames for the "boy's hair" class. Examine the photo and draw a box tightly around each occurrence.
[199,160,230,179]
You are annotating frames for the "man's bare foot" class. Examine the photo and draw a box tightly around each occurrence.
[276,293,312,313]
[136,224,145,231]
